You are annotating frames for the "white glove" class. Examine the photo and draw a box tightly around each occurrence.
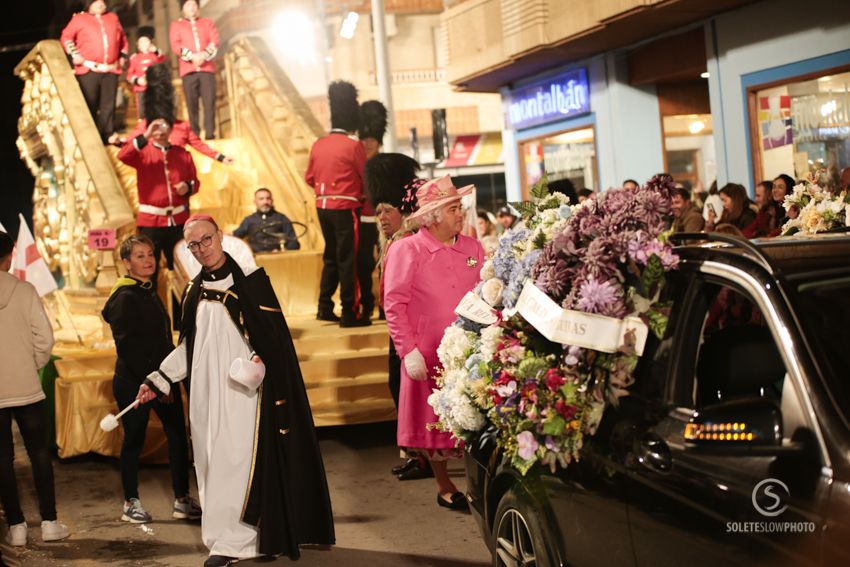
[403,348,428,381]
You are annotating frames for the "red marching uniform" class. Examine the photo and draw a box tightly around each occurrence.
[60,10,128,141]
[117,137,200,228]
[306,130,368,324]
[126,50,166,93]
[129,120,225,162]
[60,11,127,75]
[305,131,368,211]
[168,17,220,77]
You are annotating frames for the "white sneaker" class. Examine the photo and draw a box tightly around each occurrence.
[6,522,26,546]
[40,520,70,542]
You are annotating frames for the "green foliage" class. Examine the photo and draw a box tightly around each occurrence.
[530,174,550,200]
[542,415,566,436]
[641,254,664,296]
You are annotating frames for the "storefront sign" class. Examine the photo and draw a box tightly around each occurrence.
[505,68,590,130]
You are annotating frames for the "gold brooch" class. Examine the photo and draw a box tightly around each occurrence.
[467,257,478,268]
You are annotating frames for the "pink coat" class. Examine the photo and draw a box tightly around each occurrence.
[384,229,484,449]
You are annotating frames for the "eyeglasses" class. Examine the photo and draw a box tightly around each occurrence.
[186,234,214,252]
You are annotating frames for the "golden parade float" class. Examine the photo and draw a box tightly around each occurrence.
[14,37,393,462]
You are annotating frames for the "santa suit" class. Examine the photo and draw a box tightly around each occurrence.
[126,49,166,118]
[169,17,220,138]
[118,136,200,272]
[305,130,368,321]
[60,10,128,141]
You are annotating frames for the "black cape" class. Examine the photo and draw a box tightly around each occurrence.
[179,254,335,558]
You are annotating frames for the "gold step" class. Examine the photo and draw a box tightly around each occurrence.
[311,397,397,427]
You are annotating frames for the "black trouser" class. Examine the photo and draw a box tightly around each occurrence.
[317,207,360,319]
[182,72,216,138]
[388,338,401,409]
[136,92,146,122]
[77,71,119,143]
[113,375,190,501]
[0,401,57,525]
[357,221,378,318]
[138,225,184,285]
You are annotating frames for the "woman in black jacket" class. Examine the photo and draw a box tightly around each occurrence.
[102,234,200,524]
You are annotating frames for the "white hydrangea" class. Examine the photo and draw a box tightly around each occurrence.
[479,325,504,362]
[437,326,476,371]
[480,259,496,281]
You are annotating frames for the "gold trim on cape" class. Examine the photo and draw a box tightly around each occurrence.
[240,382,263,520]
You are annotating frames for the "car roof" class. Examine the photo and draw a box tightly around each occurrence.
[675,234,850,276]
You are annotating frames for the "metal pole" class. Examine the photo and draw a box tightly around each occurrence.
[371,0,397,152]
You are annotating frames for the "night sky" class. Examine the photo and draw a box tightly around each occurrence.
[0,2,68,236]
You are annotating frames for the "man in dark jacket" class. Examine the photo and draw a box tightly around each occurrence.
[102,234,199,525]
[671,187,706,233]
[233,188,300,253]
[137,215,333,567]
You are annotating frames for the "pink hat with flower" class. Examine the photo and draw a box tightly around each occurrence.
[406,175,474,222]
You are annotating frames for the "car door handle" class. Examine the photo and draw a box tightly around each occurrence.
[637,433,672,473]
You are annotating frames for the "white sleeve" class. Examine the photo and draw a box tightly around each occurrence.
[146,340,188,395]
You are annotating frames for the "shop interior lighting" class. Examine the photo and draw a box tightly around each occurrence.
[339,11,359,39]
[688,120,706,134]
[700,71,710,79]
[821,100,837,117]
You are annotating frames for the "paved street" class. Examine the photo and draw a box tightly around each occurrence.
[3,422,490,567]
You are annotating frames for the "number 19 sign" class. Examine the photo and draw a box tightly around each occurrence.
[87,229,116,250]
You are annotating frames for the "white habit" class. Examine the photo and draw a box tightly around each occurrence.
[154,273,260,559]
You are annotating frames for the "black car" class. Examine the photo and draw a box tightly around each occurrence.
[465,233,850,567]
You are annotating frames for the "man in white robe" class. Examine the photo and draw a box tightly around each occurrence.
[137,215,334,566]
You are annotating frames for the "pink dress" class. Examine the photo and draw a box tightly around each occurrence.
[384,229,484,451]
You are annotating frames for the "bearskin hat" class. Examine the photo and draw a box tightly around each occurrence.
[137,26,155,40]
[365,153,421,213]
[358,100,388,143]
[143,63,176,127]
[328,81,360,132]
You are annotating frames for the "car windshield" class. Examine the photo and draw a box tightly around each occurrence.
[789,271,850,418]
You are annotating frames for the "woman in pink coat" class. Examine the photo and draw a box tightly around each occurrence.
[383,176,484,511]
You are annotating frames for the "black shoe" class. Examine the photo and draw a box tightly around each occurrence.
[204,556,238,567]
[437,492,469,511]
[316,311,340,323]
[340,316,371,328]
[397,459,434,481]
[391,458,419,476]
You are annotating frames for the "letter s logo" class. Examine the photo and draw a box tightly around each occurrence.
[752,478,789,517]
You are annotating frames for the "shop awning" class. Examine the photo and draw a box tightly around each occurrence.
[444,133,504,167]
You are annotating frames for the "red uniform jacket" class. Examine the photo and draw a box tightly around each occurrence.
[118,137,200,227]
[305,131,367,211]
[60,12,128,75]
[130,120,223,161]
[126,50,166,93]
[169,17,219,77]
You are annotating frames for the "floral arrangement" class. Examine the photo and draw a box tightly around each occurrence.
[428,176,679,475]
[781,173,850,236]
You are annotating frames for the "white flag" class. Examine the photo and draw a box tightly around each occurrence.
[12,213,57,297]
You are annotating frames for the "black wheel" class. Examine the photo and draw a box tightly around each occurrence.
[492,486,552,567]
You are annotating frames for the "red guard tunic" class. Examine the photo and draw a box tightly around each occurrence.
[305,131,368,211]
[60,11,128,75]
[130,120,224,161]
[118,137,200,227]
[126,50,166,93]
[169,17,220,77]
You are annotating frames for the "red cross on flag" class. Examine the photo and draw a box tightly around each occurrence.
[5,214,57,297]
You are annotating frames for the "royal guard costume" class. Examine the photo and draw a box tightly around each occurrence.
[169,0,220,139]
[305,81,369,327]
[356,100,388,320]
[127,65,231,164]
[117,66,199,276]
[125,26,165,119]
[60,0,128,142]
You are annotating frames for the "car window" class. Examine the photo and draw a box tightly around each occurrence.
[686,282,805,443]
